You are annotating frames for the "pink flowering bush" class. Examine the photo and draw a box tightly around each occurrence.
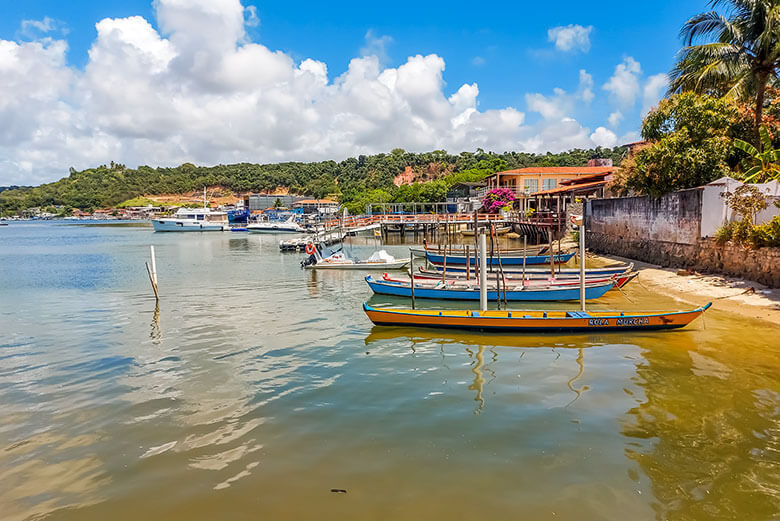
[481,187,516,213]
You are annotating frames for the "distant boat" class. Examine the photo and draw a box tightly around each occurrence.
[365,275,615,301]
[247,215,305,233]
[152,207,228,231]
[363,302,712,332]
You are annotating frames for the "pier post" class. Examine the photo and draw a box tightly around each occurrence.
[479,231,487,312]
[145,245,159,300]
[409,248,416,309]
[580,219,586,311]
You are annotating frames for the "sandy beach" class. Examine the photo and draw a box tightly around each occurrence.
[592,253,780,324]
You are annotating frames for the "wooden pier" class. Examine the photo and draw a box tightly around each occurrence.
[316,211,567,243]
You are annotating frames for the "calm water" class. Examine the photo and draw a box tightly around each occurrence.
[1,221,778,521]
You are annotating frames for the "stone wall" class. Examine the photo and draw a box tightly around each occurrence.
[587,221,780,288]
[588,188,702,245]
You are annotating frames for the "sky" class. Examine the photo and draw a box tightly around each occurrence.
[0,0,707,186]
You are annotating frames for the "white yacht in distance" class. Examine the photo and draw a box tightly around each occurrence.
[152,207,229,231]
[247,215,305,233]
[152,189,229,231]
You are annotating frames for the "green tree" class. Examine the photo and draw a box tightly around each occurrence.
[669,0,780,149]
[733,124,780,181]
[620,93,736,196]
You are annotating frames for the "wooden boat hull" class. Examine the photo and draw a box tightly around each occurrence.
[426,251,576,266]
[405,271,637,289]
[424,263,634,276]
[363,302,712,332]
[305,259,410,270]
[365,276,614,301]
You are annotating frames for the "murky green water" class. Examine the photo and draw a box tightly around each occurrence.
[1,222,778,521]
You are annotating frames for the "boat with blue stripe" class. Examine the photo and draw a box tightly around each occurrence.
[425,250,576,266]
[365,275,614,301]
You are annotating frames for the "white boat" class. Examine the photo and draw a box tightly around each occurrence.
[302,248,409,270]
[152,207,228,232]
[247,215,305,233]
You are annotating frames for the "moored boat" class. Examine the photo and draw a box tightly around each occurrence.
[303,248,410,270]
[247,215,305,233]
[152,207,229,231]
[393,271,638,289]
[365,275,615,301]
[423,262,634,276]
[426,250,576,266]
[363,302,712,332]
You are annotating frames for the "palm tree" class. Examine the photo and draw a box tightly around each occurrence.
[669,0,780,150]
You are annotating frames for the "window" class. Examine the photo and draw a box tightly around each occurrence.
[543,178,557,190]
[524,179,538,193]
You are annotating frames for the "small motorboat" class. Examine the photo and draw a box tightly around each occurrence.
[362,302,712,332]
[302,247,409,270]
[247,215,305,233]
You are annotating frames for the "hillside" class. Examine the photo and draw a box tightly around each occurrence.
[0,147,625,216]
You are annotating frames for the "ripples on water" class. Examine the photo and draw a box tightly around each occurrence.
[0,222,778,521]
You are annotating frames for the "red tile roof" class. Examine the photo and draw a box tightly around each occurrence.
[531,180,608,196]
[493,166,615,175]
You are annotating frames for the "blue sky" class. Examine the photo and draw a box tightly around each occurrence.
[0,0,707,185]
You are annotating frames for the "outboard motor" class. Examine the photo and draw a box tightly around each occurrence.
[300,254,317,269]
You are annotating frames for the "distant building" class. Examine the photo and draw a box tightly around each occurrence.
[245,194,303,211]
[292,199,339,215]
[446,182,487,213]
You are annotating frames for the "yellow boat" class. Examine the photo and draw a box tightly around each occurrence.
[363,302,711,332]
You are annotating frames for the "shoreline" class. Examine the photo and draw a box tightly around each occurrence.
[591,253,780,324]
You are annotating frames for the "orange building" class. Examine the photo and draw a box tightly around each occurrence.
[484,166,616,196]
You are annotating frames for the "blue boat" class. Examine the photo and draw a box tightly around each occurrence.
[365,276,614,301]
[425,262,633,277]
[425,250,576,266]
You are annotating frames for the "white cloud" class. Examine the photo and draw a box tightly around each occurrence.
[603,56,641,108]
[244,5,259,28]
[471,56,485,66]
[578,69,594,102]
[360,30,393,66]
[642,73,668,116]
[589,126,618,148]
[608,111,623,127]
[547,24,593,53]
[21,17,68,36]
[0,0,623,186]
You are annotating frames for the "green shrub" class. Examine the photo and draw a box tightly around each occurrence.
[714,223,733,245]
[751,215,780,247]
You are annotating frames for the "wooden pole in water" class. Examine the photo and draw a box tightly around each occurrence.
[146,245,159,300]
[548,228,554,278]
[522,235,527,285]
[409,248,416,309]
[465,245,470,281]
[479,231,487,312]
[580,220,586,312]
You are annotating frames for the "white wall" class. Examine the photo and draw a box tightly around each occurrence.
[700,177,780,237]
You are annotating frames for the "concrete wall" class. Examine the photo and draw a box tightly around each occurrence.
[586,190,780,287]
[587,189,702,245]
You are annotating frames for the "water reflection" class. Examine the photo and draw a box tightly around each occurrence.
[621,332,780,520]
[149,302,161,343]
[565,348,589,407]
[466,345,486,413]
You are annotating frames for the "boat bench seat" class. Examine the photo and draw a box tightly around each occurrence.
[471,311,480,317]
[567,311,591,318]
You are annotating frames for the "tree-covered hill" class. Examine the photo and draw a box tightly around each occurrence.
[0,147,625,215]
